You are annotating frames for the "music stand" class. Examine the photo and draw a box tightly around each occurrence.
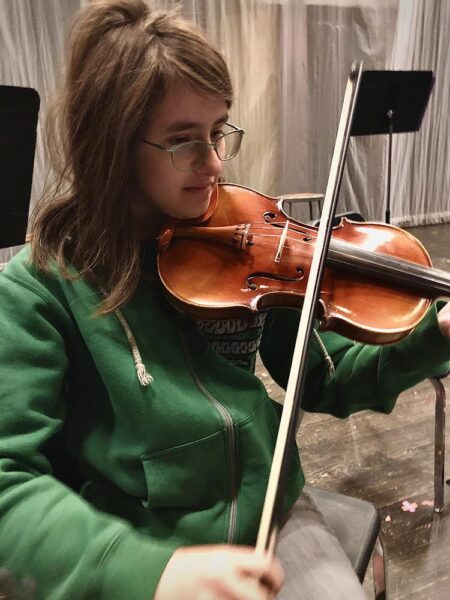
[0,85,40,249]
[350,70,434,223]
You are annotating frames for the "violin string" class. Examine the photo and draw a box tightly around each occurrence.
[247,228,427,271]
[241,223,450,291]
[196,220,448,289]
[246,223,422,266]
[247,221,441,274]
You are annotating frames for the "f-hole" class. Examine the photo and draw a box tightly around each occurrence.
[247,270,304,291]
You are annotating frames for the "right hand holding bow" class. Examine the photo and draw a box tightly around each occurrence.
[153,544,284,600]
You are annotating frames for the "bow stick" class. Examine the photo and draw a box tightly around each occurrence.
[256,61,364,555]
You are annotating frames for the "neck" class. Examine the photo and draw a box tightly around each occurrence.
[134,215,163,242]
[130,197,164,242]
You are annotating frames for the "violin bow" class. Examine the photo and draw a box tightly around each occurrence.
[256,61,364,555]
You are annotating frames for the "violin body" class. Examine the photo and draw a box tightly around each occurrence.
[158,183,448,344]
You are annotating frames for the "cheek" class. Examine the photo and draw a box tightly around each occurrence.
[135,164,191,220]
[135,150,177,198]
[132,149,211,220]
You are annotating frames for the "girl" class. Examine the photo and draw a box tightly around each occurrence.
[0,1,449,599]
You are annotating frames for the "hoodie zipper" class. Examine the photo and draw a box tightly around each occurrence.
[179,326,238,544]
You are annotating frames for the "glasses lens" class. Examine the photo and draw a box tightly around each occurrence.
[172,141,207,172]
[172,141,208,171]
[171,128,243,171]
[216,130,243,161]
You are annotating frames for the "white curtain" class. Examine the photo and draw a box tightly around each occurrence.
[1,0,448,265]
[388,0,450,226]
[0,0,86,264]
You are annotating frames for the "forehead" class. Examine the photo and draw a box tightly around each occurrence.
[147,81,228,133]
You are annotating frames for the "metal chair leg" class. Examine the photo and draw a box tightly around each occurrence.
[372,535,387,600]
[430,376,446,513]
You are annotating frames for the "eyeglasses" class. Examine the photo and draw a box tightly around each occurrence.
[140,122,245,172]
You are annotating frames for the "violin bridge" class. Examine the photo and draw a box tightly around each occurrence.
[274,220,290,263]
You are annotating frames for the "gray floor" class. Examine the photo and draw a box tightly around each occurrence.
[256,223,450,599]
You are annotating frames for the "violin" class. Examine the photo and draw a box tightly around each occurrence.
[158,182,450,345]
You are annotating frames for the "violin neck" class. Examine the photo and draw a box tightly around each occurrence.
[328,240,450,300]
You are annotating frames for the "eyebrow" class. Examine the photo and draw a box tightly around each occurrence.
[164,115,229,134]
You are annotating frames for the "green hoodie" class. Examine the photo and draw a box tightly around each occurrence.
[0,247,449,600]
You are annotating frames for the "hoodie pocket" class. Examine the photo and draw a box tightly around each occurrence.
[141,429,228,510]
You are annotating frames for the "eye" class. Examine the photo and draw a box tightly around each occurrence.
[211,128,225,141]
[168,136,192,146]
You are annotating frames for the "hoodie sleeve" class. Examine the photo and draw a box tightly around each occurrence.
[259,303,450,418]
[0,271,175,600]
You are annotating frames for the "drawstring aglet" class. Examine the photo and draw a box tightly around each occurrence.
[136,362,154,386]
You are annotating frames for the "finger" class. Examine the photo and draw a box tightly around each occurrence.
[0,569,16,599]
[238,578,273,600]
[237,553,284,594]
[20,577,37,600]
[260,558,284,594]
[210,574,271,600]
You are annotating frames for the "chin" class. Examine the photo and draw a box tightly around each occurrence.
[178,198,212,221]
[190,204,210,219]
[177,210,206,222]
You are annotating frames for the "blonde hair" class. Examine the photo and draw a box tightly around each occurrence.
[30,0,233,313]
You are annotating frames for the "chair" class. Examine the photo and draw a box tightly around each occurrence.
[310,201,449,514]
[0,86,38,271]
[430,370,449,512]
[311,210,366,227]
[305,486,387,599]
[277,193,324,221]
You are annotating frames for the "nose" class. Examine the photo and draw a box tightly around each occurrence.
[195,145,223,177]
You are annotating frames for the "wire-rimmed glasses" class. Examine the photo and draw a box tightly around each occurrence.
[140,122,244,172]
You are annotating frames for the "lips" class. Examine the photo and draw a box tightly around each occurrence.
[184,183,213,192]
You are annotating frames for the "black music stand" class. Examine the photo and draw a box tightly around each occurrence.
[0,85,40,249]
[350,70,434,223]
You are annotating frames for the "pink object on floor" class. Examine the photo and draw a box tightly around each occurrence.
[401,500,418,513]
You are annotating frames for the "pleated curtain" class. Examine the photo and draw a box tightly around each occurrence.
[1,0,448,264]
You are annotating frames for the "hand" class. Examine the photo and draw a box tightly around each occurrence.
[153,544,284,600]
[437,302,450,341]
[0,569,36,600]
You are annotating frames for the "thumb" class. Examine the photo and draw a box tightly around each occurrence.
[238,552,284,594]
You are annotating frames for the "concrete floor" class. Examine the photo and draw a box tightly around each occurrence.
[256,223,450,599]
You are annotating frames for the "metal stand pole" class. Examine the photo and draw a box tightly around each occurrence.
[385,109,394,224]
